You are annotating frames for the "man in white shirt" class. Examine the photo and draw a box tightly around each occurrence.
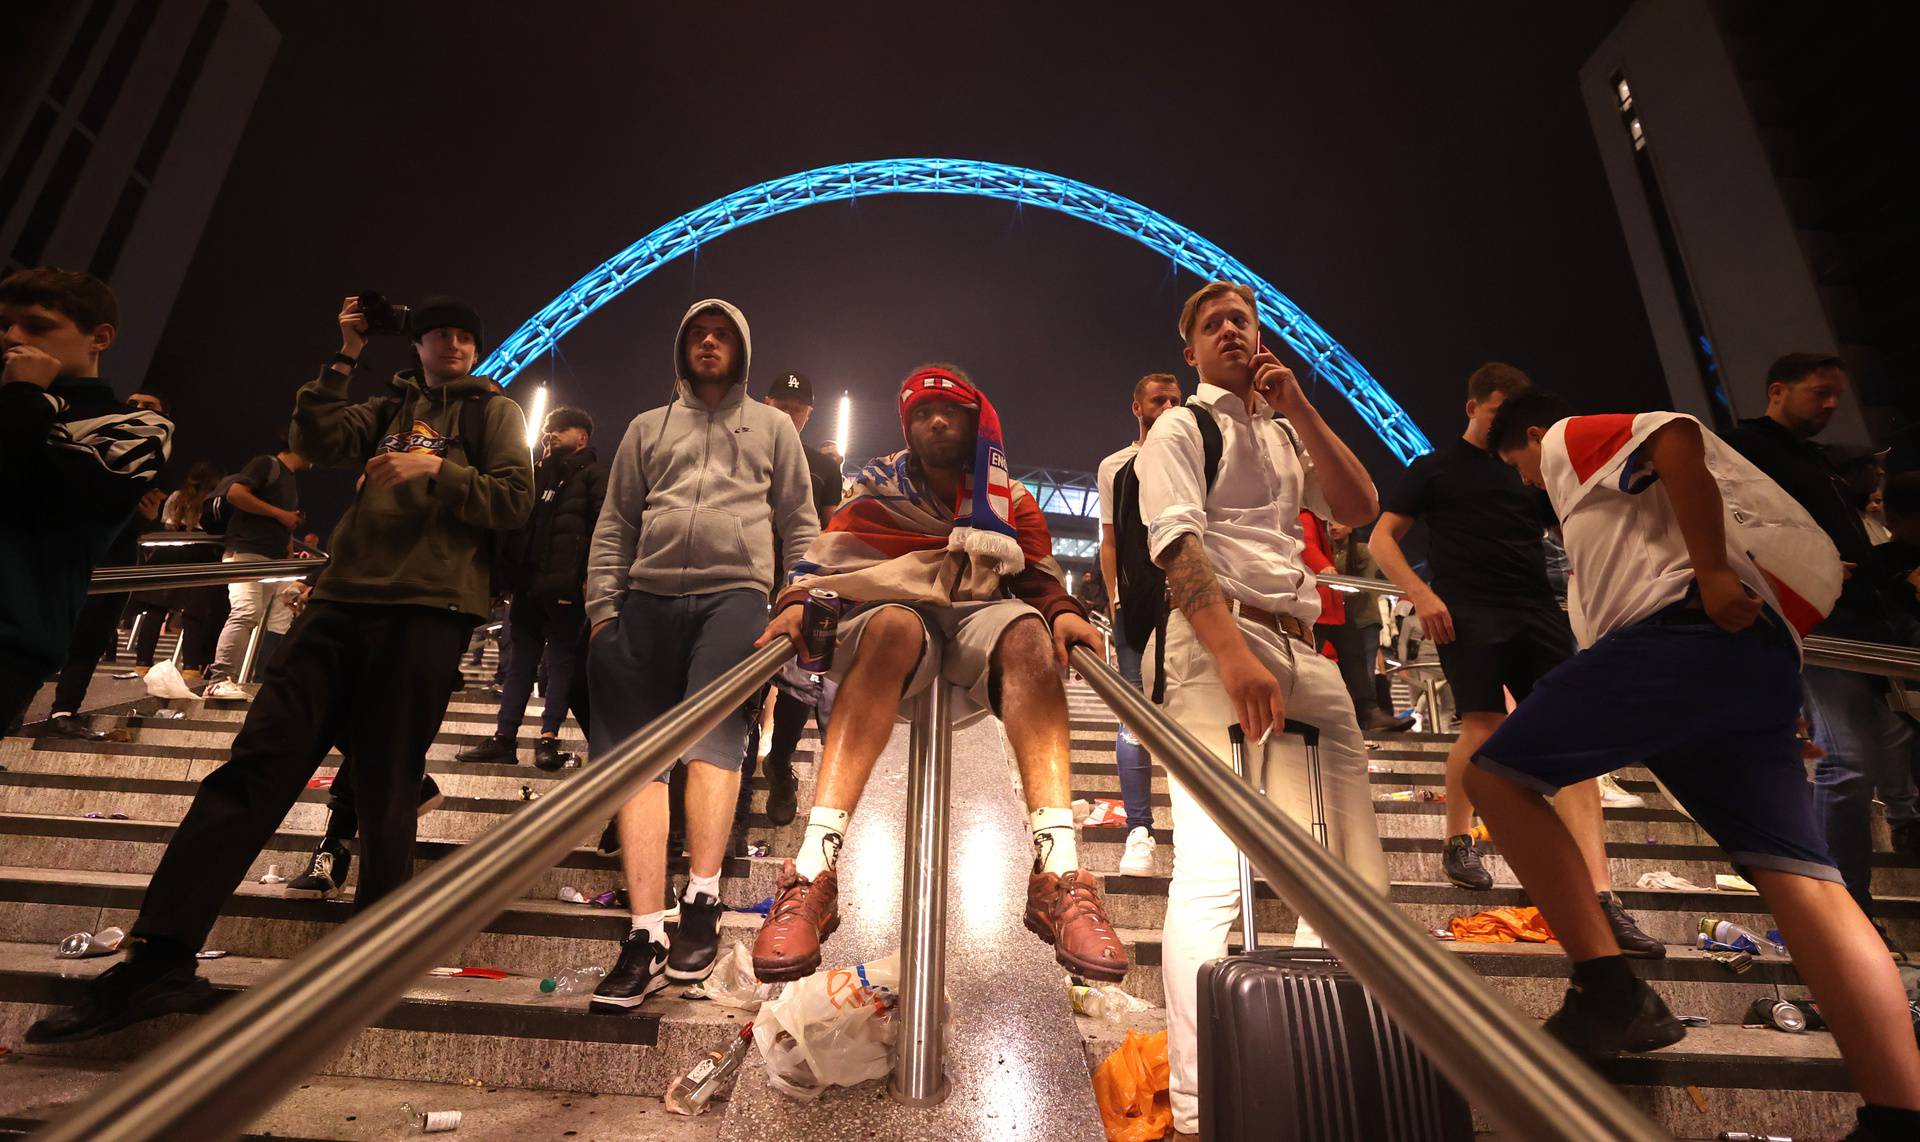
[1135,282,1389,1139]
[1097,372,1182,875]
[1471,391,1920,1142]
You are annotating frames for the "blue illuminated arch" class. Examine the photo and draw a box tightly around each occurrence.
[480,158,1432,463]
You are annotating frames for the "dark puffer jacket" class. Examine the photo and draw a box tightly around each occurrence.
[504,445,607,603]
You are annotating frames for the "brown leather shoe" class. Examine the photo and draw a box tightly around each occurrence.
[752,860,840,982]
[1024,869,1129,982]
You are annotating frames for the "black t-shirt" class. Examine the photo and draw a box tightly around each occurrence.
[222,454,298,558]
[1381,436,1558,608]
[805,444,843,527]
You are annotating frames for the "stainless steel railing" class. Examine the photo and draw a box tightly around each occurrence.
[36,639,794,1141]
[89,554,328,594]
[1068,645,1665,1141]
[890,684,954,1105]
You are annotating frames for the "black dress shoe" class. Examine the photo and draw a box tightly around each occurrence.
[1598,892,1666,959]
[764,759,799,826]
[455,736,517,765]
[25,956,213,1044]
[532,737,566,771]
[1543,975,1684,1058]
[45,714,109,742]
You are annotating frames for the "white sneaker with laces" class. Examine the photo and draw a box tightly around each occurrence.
[203,679,249,701]
[1596,773,1644,809]
[1119,826,1157,876]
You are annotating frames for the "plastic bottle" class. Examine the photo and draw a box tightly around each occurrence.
[665,1023,754,1115]
[539,966,607,996]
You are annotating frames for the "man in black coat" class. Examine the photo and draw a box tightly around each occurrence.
[458,405,606,769]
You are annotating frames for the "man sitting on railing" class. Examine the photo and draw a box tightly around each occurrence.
[2,269,174,735]
[1469,392,1920,1141]
[750,364,1128,984]
[1134,281,1390,1140]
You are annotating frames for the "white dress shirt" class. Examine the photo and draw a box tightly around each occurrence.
[1136,382,1333,625]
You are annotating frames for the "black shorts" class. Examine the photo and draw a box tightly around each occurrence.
[1435,602,1573,715]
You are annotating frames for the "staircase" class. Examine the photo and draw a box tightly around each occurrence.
[0,649,1911,1138]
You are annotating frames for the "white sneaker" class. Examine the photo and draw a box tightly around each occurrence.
[1119,826,1157,876]
[203,679,250,701]
[1596,773,1644,809]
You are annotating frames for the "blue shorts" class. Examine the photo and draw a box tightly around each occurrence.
[1472,601,1841,884]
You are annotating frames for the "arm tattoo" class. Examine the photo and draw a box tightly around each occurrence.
[1164,534,1226,617]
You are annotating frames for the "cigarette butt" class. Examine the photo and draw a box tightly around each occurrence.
[1256,725,1273,747]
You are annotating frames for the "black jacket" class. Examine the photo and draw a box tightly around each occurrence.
[504,445,607,603]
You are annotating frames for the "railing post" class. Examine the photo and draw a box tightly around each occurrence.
[236,622,264,686]
[889,683,953,1106]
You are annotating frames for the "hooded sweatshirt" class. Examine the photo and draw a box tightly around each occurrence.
[291,365,533,619]
[585,299,819,624]
[0,376,172,671]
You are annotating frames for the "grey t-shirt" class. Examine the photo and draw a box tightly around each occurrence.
[223,454,298,557]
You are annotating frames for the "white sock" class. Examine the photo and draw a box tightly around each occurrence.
[1031,806,1078,876]
[796,807,851,881]
[685,871,722,901]
[629,908,668,948]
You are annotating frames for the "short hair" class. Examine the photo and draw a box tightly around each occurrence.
[0,267,119,331]
[545,405,594,436]
[1885,471,1920,520]
[1467,362,1533,403]
[1766,352,1847,387]
[1486,389,1571,454]
[129,389,168,415]
[1132,372,1179,404]
[1178,281,1258,344]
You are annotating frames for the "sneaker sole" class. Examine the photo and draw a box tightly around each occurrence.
[665,956,718,983]
[282,884,339,899]
[1118,860,1155,877]
[588,973,669,1014]
[1445,873,1495,890]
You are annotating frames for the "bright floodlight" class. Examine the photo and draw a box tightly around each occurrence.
[525,384,549,454]
[836,393,852,467]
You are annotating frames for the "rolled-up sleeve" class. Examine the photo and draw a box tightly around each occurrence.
[1137,407,1208,567]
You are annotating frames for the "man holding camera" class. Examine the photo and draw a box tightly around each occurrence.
[28,294,532,1044]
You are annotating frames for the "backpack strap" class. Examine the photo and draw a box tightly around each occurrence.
[458,389,497,467]
[1189,398,1223,492]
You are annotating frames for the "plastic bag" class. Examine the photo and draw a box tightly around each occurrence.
[688,942,774,1011]
[1092,1029,1171,1142]
[143,660,199,700]
[753,951,901,1098]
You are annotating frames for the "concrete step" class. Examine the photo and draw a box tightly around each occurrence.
[0,940,754,1101]
[0,1053,727,1140]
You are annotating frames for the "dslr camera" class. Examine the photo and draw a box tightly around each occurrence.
[355,291,412,337]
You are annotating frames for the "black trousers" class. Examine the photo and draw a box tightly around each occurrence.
[1,653,45,735]
[496,595,587,738]
[133,601,473,950]
[51,591,128,715]
[763,688,813,771]
[1315,620,1384,719]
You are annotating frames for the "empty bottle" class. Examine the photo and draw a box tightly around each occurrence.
[665,1023,754,1115]
[540,966,607,996]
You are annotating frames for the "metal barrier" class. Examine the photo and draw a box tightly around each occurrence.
[88,555,326,595]
[36,639,794,1142]
[1068,645,1665,1141]
[890,684,954,1105]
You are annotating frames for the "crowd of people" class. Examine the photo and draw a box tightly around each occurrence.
[5,265,1919,1140]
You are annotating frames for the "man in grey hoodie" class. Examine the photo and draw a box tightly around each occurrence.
[585,299,819,1013]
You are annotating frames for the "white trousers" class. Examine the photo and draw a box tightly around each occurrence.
[1146,610,1390,1134]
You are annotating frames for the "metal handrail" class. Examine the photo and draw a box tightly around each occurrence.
[1317,571,1920,681]
[1068,646,1664,1141]
[38,639,795,1141]
[88,555,327,594]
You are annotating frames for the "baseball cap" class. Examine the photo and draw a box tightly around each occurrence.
[767,371,814,406]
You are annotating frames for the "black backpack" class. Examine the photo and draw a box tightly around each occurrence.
[1112,399,1222,698]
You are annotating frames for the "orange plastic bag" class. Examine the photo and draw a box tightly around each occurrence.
[1092,1029,1171,1142]
[1449,905,1557,943]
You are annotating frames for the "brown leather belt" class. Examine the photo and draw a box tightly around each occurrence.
[1236,601,1313,644]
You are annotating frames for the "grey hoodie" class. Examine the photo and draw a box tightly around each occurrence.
[585,299,819,624]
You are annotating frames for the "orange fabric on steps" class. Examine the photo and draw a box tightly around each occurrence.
[1449,905,1558,943]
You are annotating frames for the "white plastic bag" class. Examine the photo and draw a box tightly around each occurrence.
[143,660,199,700]
[753,951,900,1097]
[687,942,774,1011]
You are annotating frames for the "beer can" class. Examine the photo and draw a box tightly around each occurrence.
[799,589,843,673]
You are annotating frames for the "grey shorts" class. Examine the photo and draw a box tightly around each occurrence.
[587,589,768,780]
[831,599,1043,719]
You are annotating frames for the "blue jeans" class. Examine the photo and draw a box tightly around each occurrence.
[1803,664,1919,912]
[1112,614,1155,832]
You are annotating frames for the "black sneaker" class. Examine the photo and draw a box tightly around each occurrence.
[596,817,622,857]
[1893,821,1920,863]
[44,713,108,742]
[1442,834,1493,890]
[24,956,214,1044]
[286,839,351,899]
[764,759,799,826]
[532,737,566,771]
[1598,892,1666,959]
[418,774,444,816]
[590,930,669,1013]
[666,892,725,982]
[455,736,517,765]
[1542,976,1685,1058]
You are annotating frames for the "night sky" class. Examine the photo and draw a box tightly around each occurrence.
[145,1,1663,529]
